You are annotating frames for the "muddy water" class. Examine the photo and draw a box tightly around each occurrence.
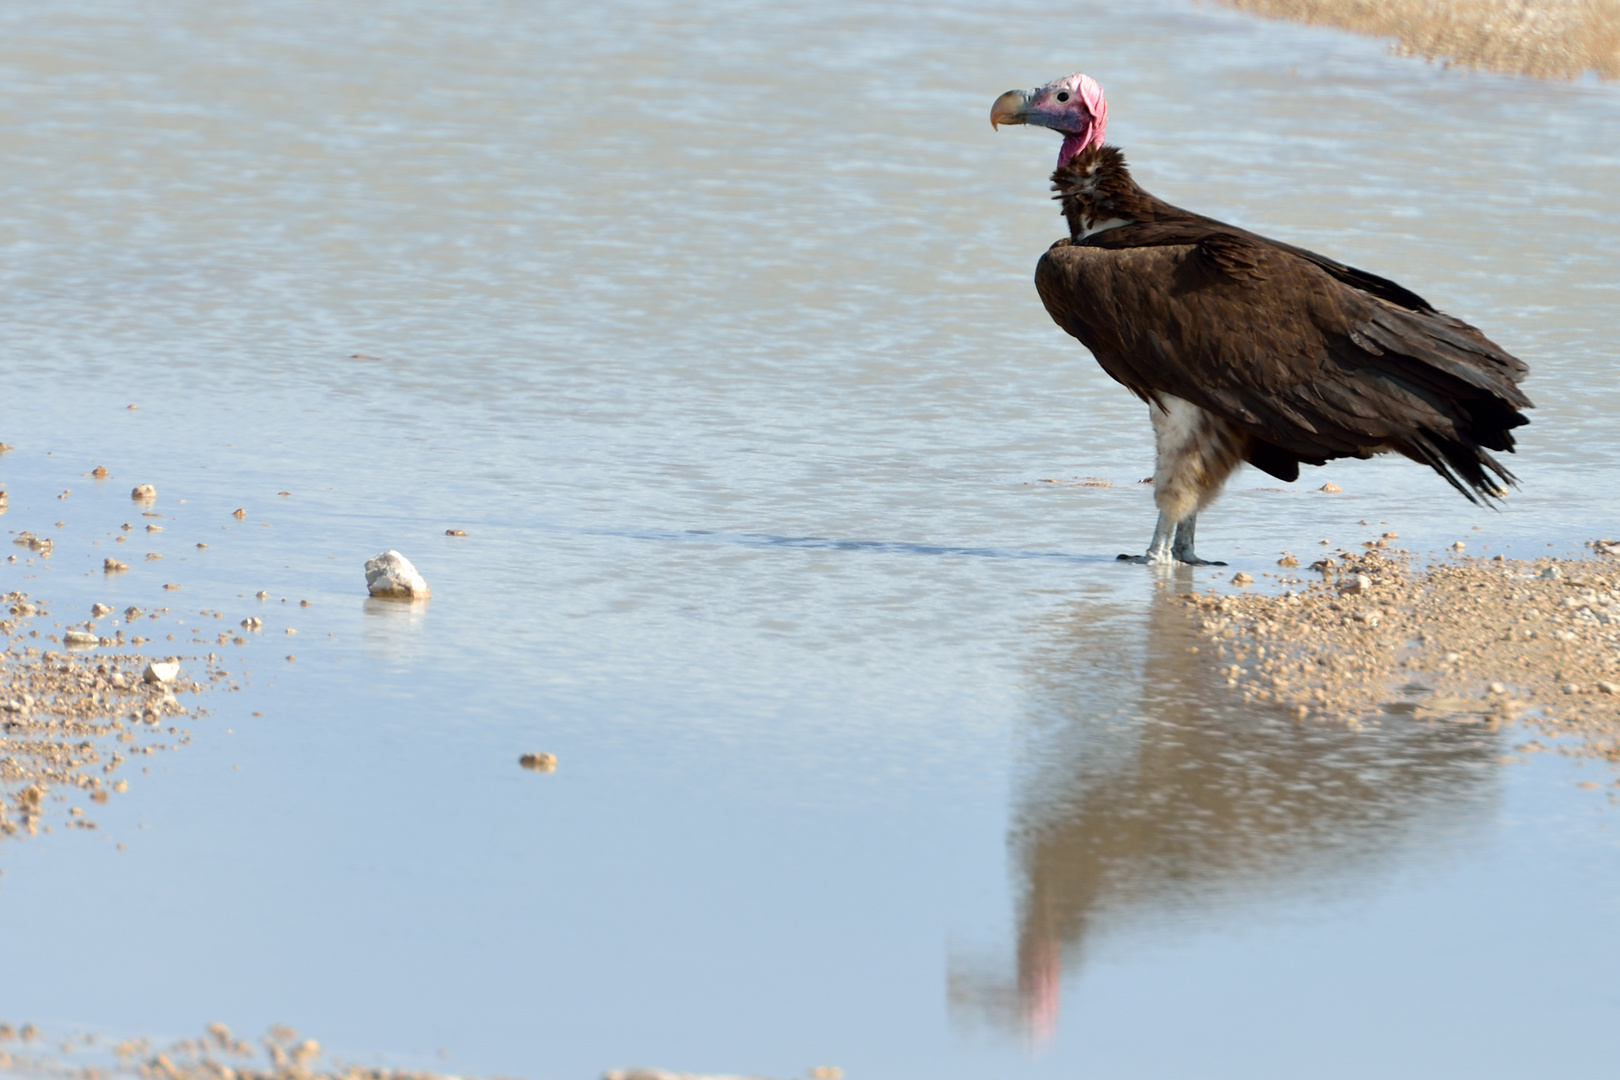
[1,1,1618,1077]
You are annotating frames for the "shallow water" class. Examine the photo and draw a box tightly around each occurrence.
[1,1,1618,1077]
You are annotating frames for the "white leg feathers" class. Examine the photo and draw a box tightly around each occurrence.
[1119,396,1242,566]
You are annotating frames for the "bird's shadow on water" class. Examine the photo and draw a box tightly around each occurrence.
[579,524,1123,564]
[948,589,1503,1046]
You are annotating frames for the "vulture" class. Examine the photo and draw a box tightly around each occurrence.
[991,73,1532,565]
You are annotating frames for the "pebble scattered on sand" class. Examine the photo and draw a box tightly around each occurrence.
[1,596,205,839]
[1220,0,1620,80]
[0,1023,485,1080]
[1178,541,1620,763]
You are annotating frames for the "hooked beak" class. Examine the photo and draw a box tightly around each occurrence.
[990,88,1033,130]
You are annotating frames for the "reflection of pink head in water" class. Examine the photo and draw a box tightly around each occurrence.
[1018,934,1062,1046]
[990,72,1109,169]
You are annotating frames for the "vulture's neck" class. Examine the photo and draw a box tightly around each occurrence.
[1052,145,1183,242]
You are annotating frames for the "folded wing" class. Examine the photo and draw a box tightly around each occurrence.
[1035,232,1532,501]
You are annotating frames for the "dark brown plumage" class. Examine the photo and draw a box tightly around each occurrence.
[1034,145,1532,563]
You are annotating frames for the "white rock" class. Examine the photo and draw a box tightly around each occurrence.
[1339,574,1373,596]
[365,549,431,599]
[1539,565,1563,580]
[131,484,156,501]
[63,629,99,646]
[142,660,180,684]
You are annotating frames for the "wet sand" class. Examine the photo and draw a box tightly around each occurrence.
[2,595,203,840]
[1180,541,1620,771]
[1216,0,1620,79]
[0,1024,797,1080]
[0,1024,465,1080]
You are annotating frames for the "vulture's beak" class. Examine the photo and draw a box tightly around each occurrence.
[990,88,1032,130]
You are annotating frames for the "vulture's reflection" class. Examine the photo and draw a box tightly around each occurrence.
[950,586,1499,1042]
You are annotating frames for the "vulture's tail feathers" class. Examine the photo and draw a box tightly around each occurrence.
[1401,428,1519,506]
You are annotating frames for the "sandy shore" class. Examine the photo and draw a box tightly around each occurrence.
[0,1024,789,1080]
[1216,0,1620,79]
[1179,542,1620,771]
[2,595,203,840]
[0,1024,461,1080]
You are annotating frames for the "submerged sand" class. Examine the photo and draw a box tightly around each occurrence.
[0,1024,462,1080]
[1216,0,1620,79]
[2,595,202,840]
[1179,541,1620,769]
[0,1024,799,1080]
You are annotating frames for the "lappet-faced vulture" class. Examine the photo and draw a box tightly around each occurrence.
[992,73,1531,565]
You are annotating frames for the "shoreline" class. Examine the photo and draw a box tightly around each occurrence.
[1180,543,1620,772]
[1,595,202,840]
[1215,0,1620,80]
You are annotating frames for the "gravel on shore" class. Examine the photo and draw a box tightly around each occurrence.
[1178,542,1620,766]
[0,1023,796,1080]
[1217,0,1620,79]
[2,593,199,839]
[0,1023,464,1080]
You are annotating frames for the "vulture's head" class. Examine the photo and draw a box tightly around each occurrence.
[990,72,1108,169]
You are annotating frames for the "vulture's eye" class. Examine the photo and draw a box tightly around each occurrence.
[1055,91,1070,102]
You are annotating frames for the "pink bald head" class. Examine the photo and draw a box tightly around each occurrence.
[990,72,1109,168]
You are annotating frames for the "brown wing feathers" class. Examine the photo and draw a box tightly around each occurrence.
[1037,146,1532,504]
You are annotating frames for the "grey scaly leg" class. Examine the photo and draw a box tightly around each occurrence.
[1118,511,1226,566]
[1117,512,1177,565]
[1171,513,1226,566]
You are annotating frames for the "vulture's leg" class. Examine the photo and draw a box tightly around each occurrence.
[1117,512,1178,564]
[1170,515,1218,565]
[1119,396,1239,566]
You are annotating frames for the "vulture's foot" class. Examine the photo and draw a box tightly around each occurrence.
[1118,515,1178,565]
[1170,514,1224,566]
[1116,513,1224,565]
[1116,551,1226,566]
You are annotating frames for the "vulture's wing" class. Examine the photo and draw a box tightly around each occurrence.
[1035,234,1532,501]
[1081,217,1438,314]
